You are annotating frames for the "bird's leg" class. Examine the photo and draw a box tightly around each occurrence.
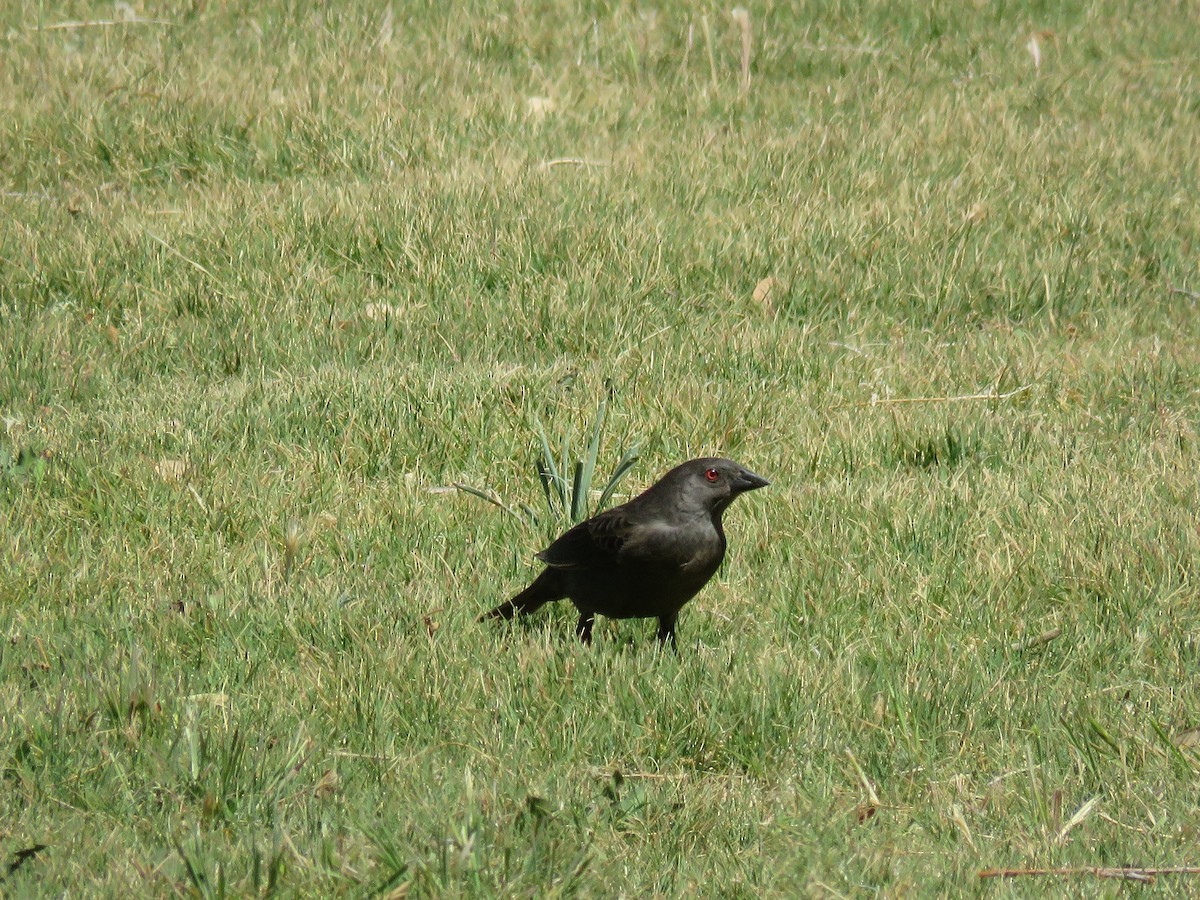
[656,614,678,650]
[576,613,595,644]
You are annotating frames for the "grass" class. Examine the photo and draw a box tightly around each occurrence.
[1,0,1199,894]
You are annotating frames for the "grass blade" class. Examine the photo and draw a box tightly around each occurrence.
[597,444,641,511]
[571,460,587,522]
[580,396,607,498]
[536,419,565,517]
[561,428,572,508]
[453,483,535,527]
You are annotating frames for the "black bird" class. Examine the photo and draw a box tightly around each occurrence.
[481,458,769,646]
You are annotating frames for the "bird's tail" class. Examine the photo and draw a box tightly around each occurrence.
[479,568,564,621]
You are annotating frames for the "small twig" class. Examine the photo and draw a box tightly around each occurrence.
[828,340,890,357]
[539,157,611,170]
[979,866,1200,883]
[451,482,535,528]
[700,14,718,90]
[796,41,888,56]
[844,748,881,807]
[587,767,749,781]
[144,230,218,281]
[949,803,977,851]
[613,324,674,366]
[832,384,1033,410]
[33,18,172,30]
[186,484,210,518]
[590,769,684,781]
[1055,797,1098,845]
[680,21,694,77]
[1009,626,1062,653]
[1100,810,1158,835]
[1168,284,1200,300]
[732,7,752,93]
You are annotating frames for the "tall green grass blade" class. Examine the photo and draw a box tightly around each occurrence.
[560,428,572,511]
[570,460,587,522]
[579,396,607,509]
[536,419,565,518]
[597,444,641,511]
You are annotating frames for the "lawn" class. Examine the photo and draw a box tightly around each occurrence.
[2,0,1200,895]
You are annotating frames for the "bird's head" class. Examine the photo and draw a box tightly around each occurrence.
[661,457,770,517]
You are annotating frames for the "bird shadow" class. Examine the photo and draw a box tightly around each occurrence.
[484,614,682,657]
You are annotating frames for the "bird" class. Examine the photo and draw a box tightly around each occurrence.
[480,457,769,647]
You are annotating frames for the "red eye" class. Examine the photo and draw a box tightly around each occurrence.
[704,467,720,482]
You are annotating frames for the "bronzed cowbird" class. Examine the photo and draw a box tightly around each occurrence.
[481,457,769,646]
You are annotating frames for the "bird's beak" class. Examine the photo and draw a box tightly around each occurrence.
[734,468,770,492]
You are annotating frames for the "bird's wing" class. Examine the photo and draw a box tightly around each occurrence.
[535,508,636,568]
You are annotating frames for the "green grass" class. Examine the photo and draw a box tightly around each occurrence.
[2,0,1200,894]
